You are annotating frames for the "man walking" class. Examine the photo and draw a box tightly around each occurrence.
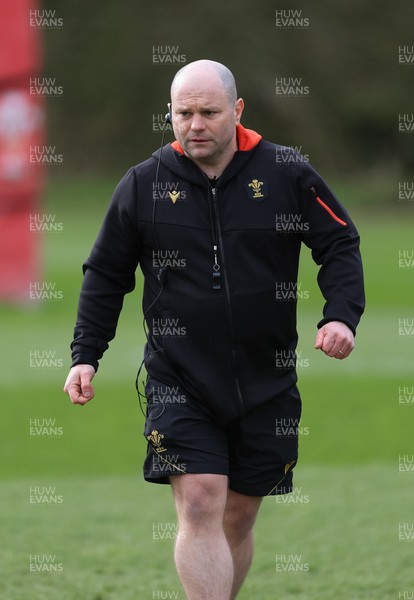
[64,60,364,599]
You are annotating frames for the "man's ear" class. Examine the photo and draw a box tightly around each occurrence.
[235,98,244,125]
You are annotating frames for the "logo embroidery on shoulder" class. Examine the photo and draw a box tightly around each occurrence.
[168,190,180,204]
[245,179,268,201]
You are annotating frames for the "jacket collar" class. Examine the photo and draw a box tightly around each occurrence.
[152,124,263,187]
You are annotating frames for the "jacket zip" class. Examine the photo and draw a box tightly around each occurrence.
[210,185,246,416]
[208,177,222,290]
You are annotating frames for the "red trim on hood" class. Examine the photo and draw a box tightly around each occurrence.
[170,124,262,155]
[171,139,185,154]
[236,124,262,150]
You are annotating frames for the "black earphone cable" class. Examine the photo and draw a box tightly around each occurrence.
[135,112,171,419]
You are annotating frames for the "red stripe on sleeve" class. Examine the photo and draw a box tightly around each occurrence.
[315,196,347,227]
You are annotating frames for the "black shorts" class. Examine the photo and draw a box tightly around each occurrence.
[143,377,301,497]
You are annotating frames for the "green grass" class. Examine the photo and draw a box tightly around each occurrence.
[1,468,413,599]
[1,177,413,598]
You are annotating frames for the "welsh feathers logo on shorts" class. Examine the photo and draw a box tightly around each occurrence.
[147,429,167,453]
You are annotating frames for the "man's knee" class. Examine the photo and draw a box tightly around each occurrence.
[171,473,228,528]
[224,490,262,539]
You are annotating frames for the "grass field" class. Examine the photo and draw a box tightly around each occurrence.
[1,177,413,599]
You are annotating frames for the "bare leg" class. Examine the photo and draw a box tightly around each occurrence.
[223,489,262,600]
[171,474,233,600]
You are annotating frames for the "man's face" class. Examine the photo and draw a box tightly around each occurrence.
[171,71,243,167]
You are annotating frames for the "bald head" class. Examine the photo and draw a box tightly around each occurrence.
[171,60,237,105]
[168,59,244,176]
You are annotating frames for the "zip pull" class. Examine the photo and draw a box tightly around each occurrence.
[213,244,221,290]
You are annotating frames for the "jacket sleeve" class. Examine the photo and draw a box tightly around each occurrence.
[70,167,141,370]
[290,156,365,335]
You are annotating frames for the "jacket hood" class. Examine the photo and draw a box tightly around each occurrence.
[152,124,263,187]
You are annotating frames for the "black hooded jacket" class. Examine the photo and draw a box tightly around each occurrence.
[71,125,365,424]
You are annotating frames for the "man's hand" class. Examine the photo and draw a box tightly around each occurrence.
[314,321,355,359]
[64,364,96,405]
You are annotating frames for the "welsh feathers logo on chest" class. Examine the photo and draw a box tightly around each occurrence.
[244,178,268,201]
